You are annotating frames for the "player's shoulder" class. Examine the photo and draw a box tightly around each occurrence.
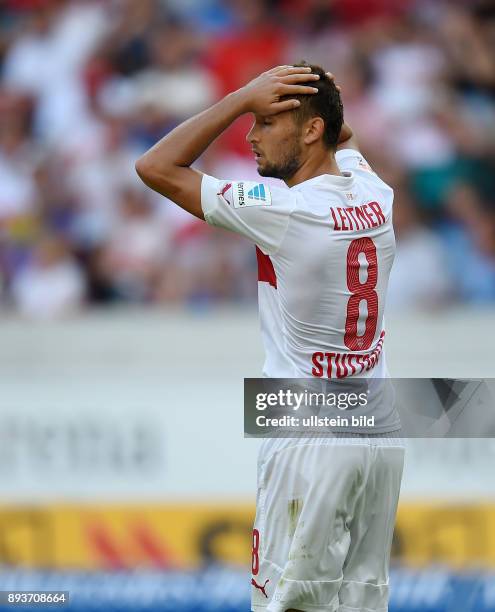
[336,149,394,194]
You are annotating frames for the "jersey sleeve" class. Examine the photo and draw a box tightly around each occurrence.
[201,174,296,255]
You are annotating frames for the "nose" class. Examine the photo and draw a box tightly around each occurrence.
[246,119,259,145]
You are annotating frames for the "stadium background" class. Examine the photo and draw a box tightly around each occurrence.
[0,0,494,610]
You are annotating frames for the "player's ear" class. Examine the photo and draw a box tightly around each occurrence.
[303,116,325,145]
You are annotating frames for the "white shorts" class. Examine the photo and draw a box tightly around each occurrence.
[251,434,405,612]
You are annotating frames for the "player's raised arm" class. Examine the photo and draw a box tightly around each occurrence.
[134,66,320,219]
[324,71,360,152]
[336,120,360,152]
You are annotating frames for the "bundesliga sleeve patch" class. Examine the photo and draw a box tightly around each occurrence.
[232,182,272,209]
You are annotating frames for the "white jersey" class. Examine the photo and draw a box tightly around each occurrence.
[201,149,395,387]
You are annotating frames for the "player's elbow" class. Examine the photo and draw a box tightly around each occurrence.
[135,155,158,185]
[135,155,169,193]
[135,155,183,200]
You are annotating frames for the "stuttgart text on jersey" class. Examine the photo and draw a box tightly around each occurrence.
[311,331,385,378]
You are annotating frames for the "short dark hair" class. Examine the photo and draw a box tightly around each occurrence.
[287,61,344,150]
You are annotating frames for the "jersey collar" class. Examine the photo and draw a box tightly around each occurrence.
[290,171,354,192]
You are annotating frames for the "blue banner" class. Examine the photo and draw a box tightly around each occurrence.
[0,567,493,611]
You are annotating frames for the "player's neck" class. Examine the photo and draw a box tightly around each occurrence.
[285,153,342,188]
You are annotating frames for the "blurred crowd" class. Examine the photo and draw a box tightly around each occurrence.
[0,0,494,318]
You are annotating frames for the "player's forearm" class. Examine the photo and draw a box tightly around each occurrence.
[136,66,318,185]
[136,91,247,177]
[338,122,353,145]
[337,122,359,151]
[336,121,359,152]
[135,66,318,216]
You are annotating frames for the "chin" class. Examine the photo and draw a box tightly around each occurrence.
[255,159,266,173]
[258,165,284,180]
[257,163,275,178]
[256,155,300,181]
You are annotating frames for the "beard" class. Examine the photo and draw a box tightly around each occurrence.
[257,139,302,181]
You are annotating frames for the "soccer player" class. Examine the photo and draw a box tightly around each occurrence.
[136,63,404,612]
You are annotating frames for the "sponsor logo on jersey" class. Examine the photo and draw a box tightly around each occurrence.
[251,578,269,598]
[232,182,272,209]
[217,182,232,203]
[238,182,245,206]
[247,184,267,201]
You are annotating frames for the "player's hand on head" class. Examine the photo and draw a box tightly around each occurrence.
[239,65,320,116]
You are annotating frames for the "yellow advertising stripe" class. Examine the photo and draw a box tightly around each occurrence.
[0,504,254,570]
[0,503,494,570]
[394,503,495,569]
